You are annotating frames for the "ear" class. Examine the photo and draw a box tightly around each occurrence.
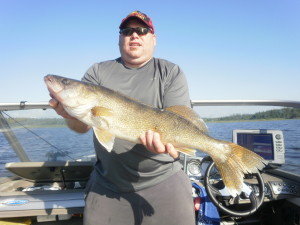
[152,34,157,47]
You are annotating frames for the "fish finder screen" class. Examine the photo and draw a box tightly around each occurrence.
[236,133,274,160]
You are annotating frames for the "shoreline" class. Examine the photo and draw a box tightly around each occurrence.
[204,118,300,123]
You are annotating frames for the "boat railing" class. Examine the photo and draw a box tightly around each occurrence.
[0,102,51,111]
[191,99,300,108]
[1,99,300,111]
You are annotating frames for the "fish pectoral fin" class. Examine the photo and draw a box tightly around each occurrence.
[92,127,115,152]
[91,106,113,117]
[176,147,196,156]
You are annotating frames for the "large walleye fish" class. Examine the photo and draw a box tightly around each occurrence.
[44,75,266,196]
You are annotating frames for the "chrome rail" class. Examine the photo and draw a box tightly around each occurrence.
[191,100,300,108]
[0,102,51,111]
[0,100,300,111]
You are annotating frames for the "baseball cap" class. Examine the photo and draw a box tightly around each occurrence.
[119,11,155,33]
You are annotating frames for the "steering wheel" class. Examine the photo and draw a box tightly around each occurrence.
[204,161,265,217]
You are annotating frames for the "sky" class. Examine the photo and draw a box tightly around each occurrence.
[1,0,299,118]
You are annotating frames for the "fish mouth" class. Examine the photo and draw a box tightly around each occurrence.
[44,75,64,101]
[44,75,56,86]
[44,75,56,92]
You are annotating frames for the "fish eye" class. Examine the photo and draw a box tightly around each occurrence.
[61,79,69,85]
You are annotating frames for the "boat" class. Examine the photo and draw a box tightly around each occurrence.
[0,100,299,225]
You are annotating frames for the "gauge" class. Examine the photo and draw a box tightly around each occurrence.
[187,159,201,176]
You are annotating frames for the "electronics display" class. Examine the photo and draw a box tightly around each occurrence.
[232,129,285,165]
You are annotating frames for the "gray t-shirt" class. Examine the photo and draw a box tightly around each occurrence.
[82,57,191,192]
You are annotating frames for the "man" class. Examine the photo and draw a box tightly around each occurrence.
[50,11,195,225]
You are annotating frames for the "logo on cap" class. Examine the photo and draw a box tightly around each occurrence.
[120,11,154,33]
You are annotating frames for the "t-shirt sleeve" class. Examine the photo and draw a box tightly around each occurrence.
[81,63,101,85]
[163,64,191,108]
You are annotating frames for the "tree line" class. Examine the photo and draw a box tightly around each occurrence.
[205,107,300,122]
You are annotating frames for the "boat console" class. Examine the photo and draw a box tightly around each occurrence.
[183,129,300,224]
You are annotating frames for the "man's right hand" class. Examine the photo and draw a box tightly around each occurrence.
[49,98,91,133]
[49,98,75,119]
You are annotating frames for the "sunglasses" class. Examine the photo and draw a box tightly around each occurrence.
[119,27,153,36]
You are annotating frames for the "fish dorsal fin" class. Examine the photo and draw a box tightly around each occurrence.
[91,106,113,117]
[92,127,115,152]
[165,105,208,133]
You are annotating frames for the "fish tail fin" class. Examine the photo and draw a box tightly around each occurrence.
[176,148,196,156]
[213,143,267,197]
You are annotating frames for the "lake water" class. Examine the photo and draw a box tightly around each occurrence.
[0,119,299,177]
